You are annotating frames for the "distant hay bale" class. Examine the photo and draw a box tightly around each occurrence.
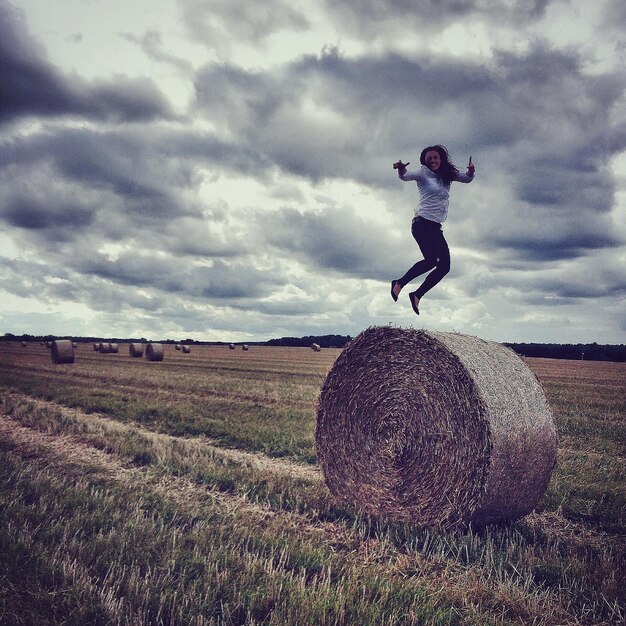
[146,343,164,362]
[175,344,181,351]
[316,326,557,530]
[311,343,321,352]
[129,343,145,357]
[94,343,101,351]
[21,341,27,347]
[229,343,236,350]
[242,344,249,351]
[51,339,75,364]
[109,343,119,353]
[181,345,191,354]
[99,342,111,354]
[72,341,78,348]
[45,341,52,349]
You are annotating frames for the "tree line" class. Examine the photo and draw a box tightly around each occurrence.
[504,342,625,362]
[3,333,625,361]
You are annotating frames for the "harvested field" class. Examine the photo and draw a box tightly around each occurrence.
[0,340,624,625]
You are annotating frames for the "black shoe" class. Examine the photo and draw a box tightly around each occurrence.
[390,280,401,302]
[409,291,420,315]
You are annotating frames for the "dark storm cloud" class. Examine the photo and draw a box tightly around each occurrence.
[2,130,173,205]
[489,226,620,261]
[0,1,174,125]
[321,0,556,40]
[1,193,96,239]
[601,0,626,35]
[0,253,162,314]
[513,162,617,212]
[257,205,408,281]
[192,48,493,181]
[0,233,284,322]
[193,41,624,175]
[0,106,279,304]
[2,123,272,204]
[0,125,241,240]
[0,118,268,310]
[482,253,626,303]
[542,275,626,300]
[0,256,67,300]
[68,250,281,300]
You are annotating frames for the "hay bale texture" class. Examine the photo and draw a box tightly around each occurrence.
[51,340,75,364]
[129,343,145,357]
[146,343,164,362]
[316,326,557,530]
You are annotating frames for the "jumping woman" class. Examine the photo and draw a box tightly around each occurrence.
[391,145,475,315]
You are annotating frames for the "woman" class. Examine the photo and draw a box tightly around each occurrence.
[391,145,475,315]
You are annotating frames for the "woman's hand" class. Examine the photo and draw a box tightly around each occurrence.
[393,160,409,174]
[467,156,475,177]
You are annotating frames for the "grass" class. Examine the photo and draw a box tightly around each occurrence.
[0,342,624,625]
[0,426,463,626]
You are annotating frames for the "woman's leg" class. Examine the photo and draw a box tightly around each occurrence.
[397,219,443,288]
[413,231,450,298]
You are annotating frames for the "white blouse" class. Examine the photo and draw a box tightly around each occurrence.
[400,165,473,223]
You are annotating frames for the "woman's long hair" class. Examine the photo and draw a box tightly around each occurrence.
[420,145,459,187]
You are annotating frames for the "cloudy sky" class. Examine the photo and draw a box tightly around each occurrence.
[1,0,625,344]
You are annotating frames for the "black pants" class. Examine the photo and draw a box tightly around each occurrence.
[399,216,450,298]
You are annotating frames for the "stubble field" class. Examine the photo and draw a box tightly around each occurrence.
[0,341,624,625]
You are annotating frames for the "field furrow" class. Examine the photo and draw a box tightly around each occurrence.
[1,392,322,483]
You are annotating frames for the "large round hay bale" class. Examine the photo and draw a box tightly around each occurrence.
[109,343,119,354]
[99,342,111,354]
[242,344,249,351]
[21,341,27,347]
[311,343,321,352]
[129,343,145,357]
[51,339,75,364]
[181,345,191,354]
[175,344,181,351]
[228,343,236,350]
[94,343,101,351]
[146,343,164,362]
[316,326,557,530]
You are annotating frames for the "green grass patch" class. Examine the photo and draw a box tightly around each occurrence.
[0,370,318,464]
[0,440,462,626]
